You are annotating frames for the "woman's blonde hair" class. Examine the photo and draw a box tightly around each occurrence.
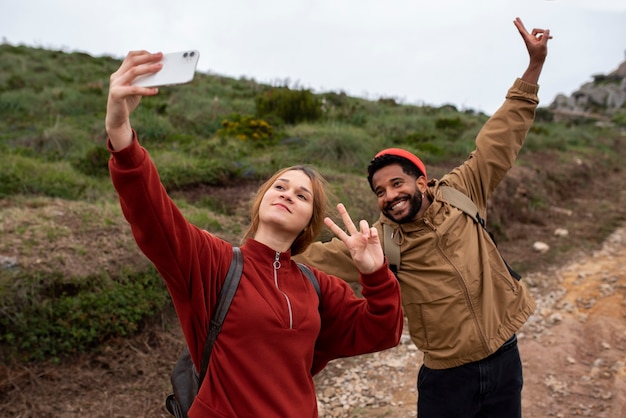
[242,165,329,255]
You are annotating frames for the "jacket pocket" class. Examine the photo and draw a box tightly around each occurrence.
[488,246,517,292]
[403,289,464,351]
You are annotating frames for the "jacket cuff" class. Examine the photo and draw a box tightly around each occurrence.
[507,78,539,104]
[513,77,539,94]
[107,130,145,169]
[360,259,393,285]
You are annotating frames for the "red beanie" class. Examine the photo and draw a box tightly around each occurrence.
[372,148,427,180]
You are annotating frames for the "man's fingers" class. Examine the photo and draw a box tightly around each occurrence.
[513,17,527,33]
[542,29,553,40]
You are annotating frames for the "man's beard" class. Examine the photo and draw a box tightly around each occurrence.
[382,192,423,224]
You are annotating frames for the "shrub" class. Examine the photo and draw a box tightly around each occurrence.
[72,146,111,177]
[435,116,465,141]
[217,114,276,145]
[404,131,437,145]
[320,96,368,127]
[0,268,169,362]
[0,155,103,199]
[255,87,322,125]
[153,150,244,189]
[611,111,626,128]
[132,108,175,143]
[535,107,554,122]
[278,123,381,172]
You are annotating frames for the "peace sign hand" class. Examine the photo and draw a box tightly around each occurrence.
[513,17,551,64]
[324,203,384,274]
[512,17,552,86]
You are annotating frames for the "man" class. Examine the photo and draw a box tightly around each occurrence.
[295,17,551,417]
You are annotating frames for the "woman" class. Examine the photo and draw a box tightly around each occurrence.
[106,51,403,418]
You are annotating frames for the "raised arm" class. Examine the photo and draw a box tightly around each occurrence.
[105,51,164,150]
[513,17,551,85]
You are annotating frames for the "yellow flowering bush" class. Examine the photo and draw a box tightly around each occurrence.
[217,114,275,144]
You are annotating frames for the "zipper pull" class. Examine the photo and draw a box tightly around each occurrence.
[273,251,281,270]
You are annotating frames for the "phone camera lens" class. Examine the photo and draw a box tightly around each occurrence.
[190,51,195,57]
[183,52,188,58]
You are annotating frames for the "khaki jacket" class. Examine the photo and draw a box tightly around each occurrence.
[295,78,537,369]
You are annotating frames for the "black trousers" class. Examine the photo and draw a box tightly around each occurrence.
[417,335,522,418]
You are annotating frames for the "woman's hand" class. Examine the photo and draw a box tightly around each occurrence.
[105,50,163,150]
[324,203,384,274]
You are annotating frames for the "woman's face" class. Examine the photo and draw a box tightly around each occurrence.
[259,169,314,237]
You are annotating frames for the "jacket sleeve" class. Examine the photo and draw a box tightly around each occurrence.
[108,132,232,367]
[310,261,403,375]
[293,237,361,283]
[442,78,539,214]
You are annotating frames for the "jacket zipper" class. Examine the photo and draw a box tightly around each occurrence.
[273,251,294,329]
[425,217,490,352]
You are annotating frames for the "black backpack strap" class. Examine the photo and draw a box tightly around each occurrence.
[382,223,400,277]
[297,263,321,311]
[198,247,243,385]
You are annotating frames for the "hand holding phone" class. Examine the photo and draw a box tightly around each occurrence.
[132,50,200,87]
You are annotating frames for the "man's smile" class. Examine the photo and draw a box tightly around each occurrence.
[386,198,408,213]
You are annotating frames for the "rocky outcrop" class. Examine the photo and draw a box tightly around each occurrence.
[549,56,626,121]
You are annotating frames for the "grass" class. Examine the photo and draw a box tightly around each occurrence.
[1,43,625,363]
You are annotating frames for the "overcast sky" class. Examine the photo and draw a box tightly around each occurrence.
[2,0,625,114]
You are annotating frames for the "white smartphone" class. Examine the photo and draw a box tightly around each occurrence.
[132,50,200,87]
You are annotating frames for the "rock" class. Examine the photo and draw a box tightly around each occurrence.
[554,228,569,237]
[549,59,626,117]
[533,241,550,253]
[0,255,18,269]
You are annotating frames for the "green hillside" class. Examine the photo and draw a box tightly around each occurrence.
[1,44,624,363]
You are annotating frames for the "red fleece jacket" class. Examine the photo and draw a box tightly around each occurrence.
[108,134,403,418]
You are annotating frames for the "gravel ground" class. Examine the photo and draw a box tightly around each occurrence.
[314,224,626,417]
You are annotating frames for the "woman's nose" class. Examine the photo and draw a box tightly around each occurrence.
[280,191,293,202]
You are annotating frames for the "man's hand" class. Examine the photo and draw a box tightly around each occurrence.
[513,17,552,85]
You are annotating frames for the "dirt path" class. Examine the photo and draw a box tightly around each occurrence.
[520,224,626,418]
[314,224,626,417]
[1,225,625,417]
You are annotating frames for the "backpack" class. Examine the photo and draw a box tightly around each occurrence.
[383,185,521,281]
[165,247,321,418]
